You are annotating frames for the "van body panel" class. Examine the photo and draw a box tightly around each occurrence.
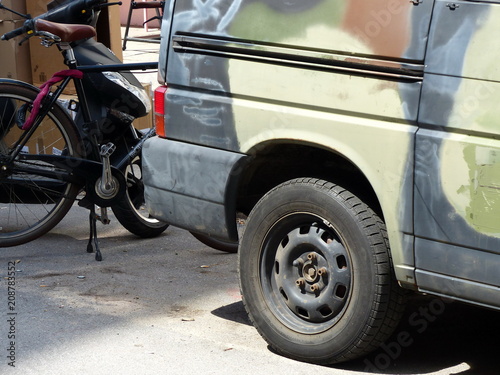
[160,0,435,85]
[157,0,176,83]
[414,0,500,305]
[144,0,500,327]
[416,238,500,287]
[415,129,500,253]
[419,74,500,136]
[161,0,431,154]
[142,137,246,240]
[416,269,500,309]
[151,1,433,280]
[425,0,500,81]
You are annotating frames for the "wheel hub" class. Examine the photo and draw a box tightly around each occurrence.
[293,252,328,294]
[269,222,352,326]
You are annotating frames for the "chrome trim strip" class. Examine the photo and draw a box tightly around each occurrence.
[172,34,424,81]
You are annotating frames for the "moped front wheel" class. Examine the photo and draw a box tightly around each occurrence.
[112,155,169,238]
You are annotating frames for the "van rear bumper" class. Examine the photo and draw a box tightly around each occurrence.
[142,137,247,241]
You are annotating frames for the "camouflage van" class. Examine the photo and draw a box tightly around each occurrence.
[143,0,500,364]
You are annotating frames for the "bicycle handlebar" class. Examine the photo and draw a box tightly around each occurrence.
[1,20,33,41]
[1,0,117,41]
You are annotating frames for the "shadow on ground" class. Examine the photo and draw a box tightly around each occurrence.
[213,293,500,374]
[336,295,499,374]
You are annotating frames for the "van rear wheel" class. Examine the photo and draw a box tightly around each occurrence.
[190,232,238,253]
[238,178,405,364]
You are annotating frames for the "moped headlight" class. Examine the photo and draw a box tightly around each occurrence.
[102,71,152,114]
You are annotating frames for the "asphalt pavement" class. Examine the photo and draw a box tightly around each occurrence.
[1,204,499,375]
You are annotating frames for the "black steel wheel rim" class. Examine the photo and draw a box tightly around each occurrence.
[260,212,352,334]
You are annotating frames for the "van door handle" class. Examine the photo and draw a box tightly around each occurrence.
[447,3,460,10]
[410,0,422,5]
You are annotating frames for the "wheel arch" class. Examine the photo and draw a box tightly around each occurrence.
[232,141,382,220]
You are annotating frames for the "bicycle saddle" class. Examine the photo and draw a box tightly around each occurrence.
[35,19,96,43]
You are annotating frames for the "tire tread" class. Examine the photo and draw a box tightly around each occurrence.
[239,177,406,364]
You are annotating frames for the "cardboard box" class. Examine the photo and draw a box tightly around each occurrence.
[96,4,123,61]
[26,0,75,92]
[2,115,68,156]
[29,40,75,92]
[24,0,46,18]
[1,91,77,156]
[0,0,27,21]
[26,0,123,92]
[133,83,153,130]
[25,0,123,58]
[0,19,32,82]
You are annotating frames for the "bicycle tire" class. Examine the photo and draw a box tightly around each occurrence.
[190,213,246,253]
[0,82,82,247]
[111,155,169,238]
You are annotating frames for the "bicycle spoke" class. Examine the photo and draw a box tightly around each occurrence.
[0,84,80,246]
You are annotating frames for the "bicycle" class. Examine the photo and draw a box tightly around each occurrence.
[0,0,168,260]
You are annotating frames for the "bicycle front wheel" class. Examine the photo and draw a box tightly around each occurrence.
[0,82,82,247]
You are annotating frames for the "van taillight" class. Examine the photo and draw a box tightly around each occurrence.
[154,85,168,138]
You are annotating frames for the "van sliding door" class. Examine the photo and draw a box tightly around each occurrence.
[416,0,500,307]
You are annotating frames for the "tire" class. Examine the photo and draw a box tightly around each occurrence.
[190,213,246,253]
[190,232,238,253]
[239,178,406,364]
[0,83,82,247]
[111,155,169,238]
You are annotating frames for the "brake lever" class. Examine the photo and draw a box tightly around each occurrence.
[17,34,31,46]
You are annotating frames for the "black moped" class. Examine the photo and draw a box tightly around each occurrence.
[0,0,168,259]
